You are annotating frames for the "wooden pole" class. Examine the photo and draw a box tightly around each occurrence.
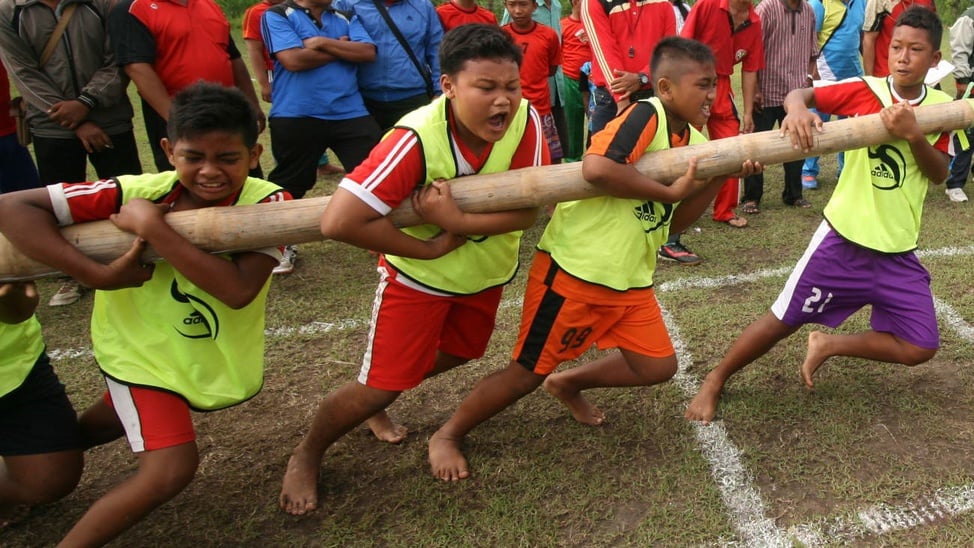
[2,99,973,282]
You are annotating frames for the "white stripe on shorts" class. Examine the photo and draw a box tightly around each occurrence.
[105,377,147,453]
[358,265,391,386]
[770,220,832,321]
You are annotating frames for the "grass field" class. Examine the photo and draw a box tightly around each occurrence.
[7,25,974,548]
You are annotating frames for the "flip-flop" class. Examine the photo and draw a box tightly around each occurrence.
[740,201,760,215]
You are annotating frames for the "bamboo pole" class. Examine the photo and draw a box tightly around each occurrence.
[2,99,973,282]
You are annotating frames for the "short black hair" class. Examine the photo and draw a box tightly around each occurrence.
[894,5,942,49]
[650,36,716,82]
[167,82,259,147]
[439,24,522,77]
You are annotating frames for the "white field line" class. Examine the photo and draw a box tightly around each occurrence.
[43,245,974,545]
[663,303,792,546]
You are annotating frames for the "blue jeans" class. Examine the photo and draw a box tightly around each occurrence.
[947,129,974,190]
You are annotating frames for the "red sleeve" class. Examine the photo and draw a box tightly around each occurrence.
[242,4,264,41]
[738,22,764,73]
[582,0,621,96]
[813,79,879,117]
[934,132,950,154]
[56,179,124,224]
[339,129,425,214]
[510,106,551,169]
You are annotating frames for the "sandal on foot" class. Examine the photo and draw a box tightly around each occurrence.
[791,198,812,209]
[723,216,748,228]
[739,201,760,215]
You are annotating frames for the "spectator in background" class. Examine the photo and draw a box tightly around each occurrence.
[0,0,142,307]
[802,0,865,190]
[261,0,382,274]
[946,6,974,203]
[560,0,591,162]
[581,0,675,135]
[676,0,763,240]
[862,0,935,77]
[740,0,818,214]
[242,0,342,179]
[337,0,443,130]
[503,0,569,152]
[0,60,39,195]
[504,0,563,163]
[436,0,497,30]
[108,0,265,174]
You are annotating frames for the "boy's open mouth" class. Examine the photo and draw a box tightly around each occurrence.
[487,112,507,130]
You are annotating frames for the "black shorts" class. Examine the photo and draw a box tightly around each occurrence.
[0,353,82,456]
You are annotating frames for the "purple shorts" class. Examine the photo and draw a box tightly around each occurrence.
[770,221,939,349]
[540,112,564,162]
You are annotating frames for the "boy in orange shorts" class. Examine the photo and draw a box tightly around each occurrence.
[429,36,762,481]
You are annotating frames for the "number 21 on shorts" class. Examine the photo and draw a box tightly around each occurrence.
[802,287,833,314]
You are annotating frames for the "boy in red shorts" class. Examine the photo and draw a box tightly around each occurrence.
[0,83,291,545]
[278,24,549,515]
[503,0,564,163]
[428,36,761,481]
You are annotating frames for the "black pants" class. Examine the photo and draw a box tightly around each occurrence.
[267,115,381,199]
[742,104,804,206]
[142,99,263,177]
[32,129,142,185]
[364,93,431,132]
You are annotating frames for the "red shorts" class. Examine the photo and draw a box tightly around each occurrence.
[104,377,195,452]
[358,263,504,391]
[512,252,674,375]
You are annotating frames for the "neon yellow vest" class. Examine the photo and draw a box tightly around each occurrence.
[0,315,44,397]
[91,172,283,410]
[384,96,531,294]
[824,77,952,253]
[539,97,707,290]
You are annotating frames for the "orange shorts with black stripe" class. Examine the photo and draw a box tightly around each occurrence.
[511,251,674,375]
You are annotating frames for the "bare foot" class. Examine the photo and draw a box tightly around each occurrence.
[317,163,345,177]
[365,411,407,444]
[428,432,470,481]
[685,375,723,424]
[0,504,29,529]
[800,330,830,389]
[279,448,321,515]
[543,374,605,425]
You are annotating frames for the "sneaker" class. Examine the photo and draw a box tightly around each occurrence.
[946,187,968,203]
[48,279,83,307]
[273,245,297,275]
[801,175,818,190]
[658,242,702,265]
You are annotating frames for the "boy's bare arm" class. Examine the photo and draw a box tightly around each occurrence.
[0,190,152,290]
[582,154,706,203]
[320,188,466,260]
[411,181,538,236]
[0,282,39,324]
[880,102,950,183]
[781,87,821,152]
[245,39,273,102]
[110,199,276,310]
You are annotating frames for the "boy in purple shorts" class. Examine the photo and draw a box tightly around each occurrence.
[686,6,955,424]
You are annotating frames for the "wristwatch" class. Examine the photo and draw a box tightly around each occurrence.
[638,73,650,87]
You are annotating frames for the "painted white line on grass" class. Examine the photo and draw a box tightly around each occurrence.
[933,297,974,341]
[662,303,792,547]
